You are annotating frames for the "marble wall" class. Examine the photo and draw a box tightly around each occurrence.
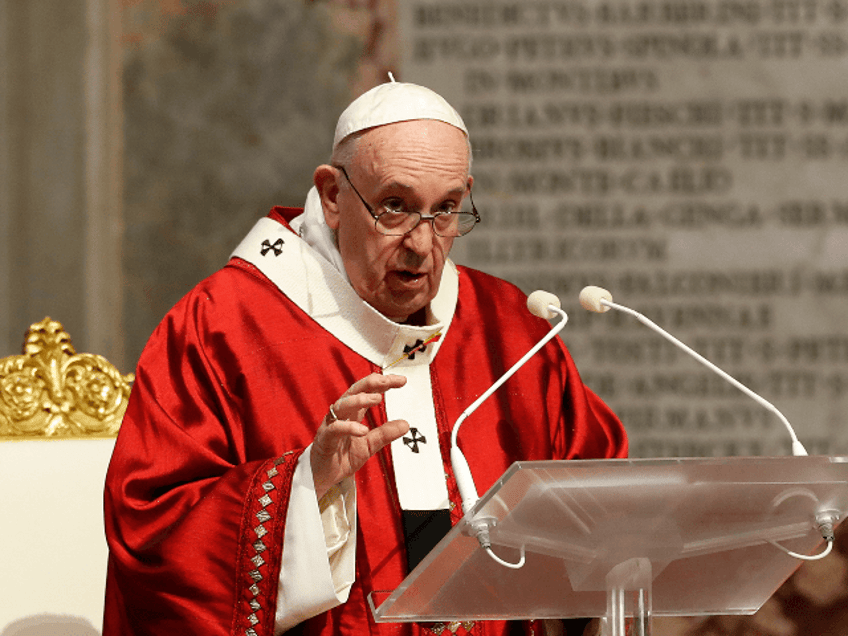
[2,0,123,369]
[121,0,396,363]
[3,1,93,356]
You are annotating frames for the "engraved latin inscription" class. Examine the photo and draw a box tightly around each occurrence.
[402,0,848,457]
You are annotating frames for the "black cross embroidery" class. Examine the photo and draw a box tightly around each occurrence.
[260,238,284,256]
[403,339,427,361]
[403,428,427,453]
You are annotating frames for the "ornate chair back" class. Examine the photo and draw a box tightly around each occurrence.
[0,318,133,635]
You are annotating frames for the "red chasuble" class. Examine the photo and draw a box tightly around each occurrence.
[103,208,627,636]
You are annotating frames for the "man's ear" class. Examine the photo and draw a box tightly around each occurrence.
[314,165,341,230]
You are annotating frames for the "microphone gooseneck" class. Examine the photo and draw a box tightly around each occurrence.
[578,286,809,457]
[449,290,569,570]
[450,290,569,516]
[583,286,840,562]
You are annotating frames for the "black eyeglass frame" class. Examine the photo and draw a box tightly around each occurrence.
[334,165,481,237]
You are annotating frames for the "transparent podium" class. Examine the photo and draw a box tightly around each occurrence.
[369,456,848,635]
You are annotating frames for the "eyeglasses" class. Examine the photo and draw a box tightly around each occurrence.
[335,165,480,237]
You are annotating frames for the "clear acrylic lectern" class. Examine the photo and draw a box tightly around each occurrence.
[369,456,848,635]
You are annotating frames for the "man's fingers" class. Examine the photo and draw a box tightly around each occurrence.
[316,419,369,446]
[342,373,406,399]
[312,373,409,497]
[330,374,407,422]
[320,418,408,453]
[328,392,381,423]
[366,418,410,454]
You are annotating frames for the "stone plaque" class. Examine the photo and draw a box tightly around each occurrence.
[400,0,848,457]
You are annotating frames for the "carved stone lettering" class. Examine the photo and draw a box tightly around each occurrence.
[401,0,848,457]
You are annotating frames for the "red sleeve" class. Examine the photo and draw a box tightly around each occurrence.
[103,290,303,636]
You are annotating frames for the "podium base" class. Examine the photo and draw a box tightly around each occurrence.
[603,558,652,636]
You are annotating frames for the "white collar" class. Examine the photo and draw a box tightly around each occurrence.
[230,215,458,368]
[289,186,349,283]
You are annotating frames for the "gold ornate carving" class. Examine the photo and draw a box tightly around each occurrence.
[0,318,134,438]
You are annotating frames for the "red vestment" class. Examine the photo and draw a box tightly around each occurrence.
[103,208,627,636]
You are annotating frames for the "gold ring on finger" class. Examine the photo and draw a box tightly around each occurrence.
[328,404,340,423]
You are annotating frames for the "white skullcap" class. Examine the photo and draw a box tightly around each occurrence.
[333,76,468,149]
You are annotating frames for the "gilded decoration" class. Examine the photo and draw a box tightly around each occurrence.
[0,318,134,438]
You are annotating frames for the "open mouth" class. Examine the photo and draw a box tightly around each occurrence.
[397,271,425,281]
[391,270,427,288]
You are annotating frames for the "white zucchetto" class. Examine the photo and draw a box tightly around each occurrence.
[332,76,468,149]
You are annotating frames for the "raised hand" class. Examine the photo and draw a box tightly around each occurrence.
[310,373,408,499]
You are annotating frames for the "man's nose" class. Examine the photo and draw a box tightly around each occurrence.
[402,219,436,254]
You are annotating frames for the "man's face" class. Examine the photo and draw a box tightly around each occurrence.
[326,120,472,323]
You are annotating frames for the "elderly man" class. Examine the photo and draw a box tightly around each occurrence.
[103,80,627,636]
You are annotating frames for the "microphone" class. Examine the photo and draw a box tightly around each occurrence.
[451,290,568,516]
[578,286,809,457]
[526,289,562,320]
[578,285,612,313]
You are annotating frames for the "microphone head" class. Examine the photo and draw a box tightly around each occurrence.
[527,290,561,320]
[579,286,613,313]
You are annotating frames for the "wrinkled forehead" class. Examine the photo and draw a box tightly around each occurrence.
[351,121,472,183]
[333,80,468,150]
